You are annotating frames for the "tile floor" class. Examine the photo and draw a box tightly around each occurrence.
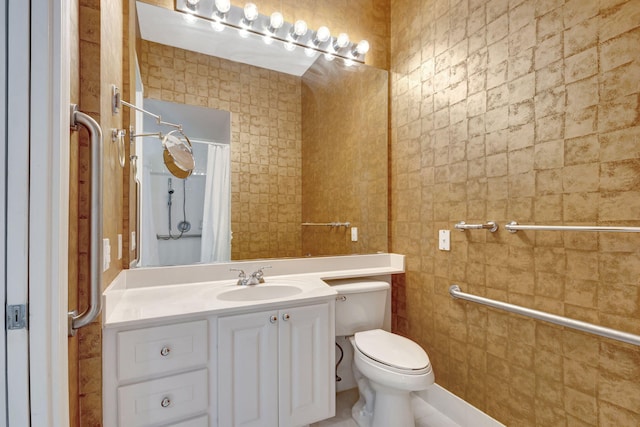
[311,389,461,427]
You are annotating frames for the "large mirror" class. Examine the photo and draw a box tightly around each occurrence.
[133,2,388,266]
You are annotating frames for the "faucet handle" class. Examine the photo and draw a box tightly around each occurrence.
[252,265,272,282]
[229,268,246,278]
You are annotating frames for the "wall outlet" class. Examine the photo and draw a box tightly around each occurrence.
[438,230,450,251]
[103,238,111,271]
[117,234,122,260]
[351,227,358,242]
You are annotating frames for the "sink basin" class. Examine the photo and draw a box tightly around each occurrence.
[217,284,303,302]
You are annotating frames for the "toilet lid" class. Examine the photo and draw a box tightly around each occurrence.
[354,329,430,371]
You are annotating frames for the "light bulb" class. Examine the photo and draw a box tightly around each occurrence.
[353,40,370,56]
[304,47,316,57]
[186,0,200,8]
[334,33,350,49]
[263,35,274,45]
[290,20,307,39]
[312,26,331,45]
[243,3,259,22]
[214,0,231,14]
[269,12,284,32]
[284,42,296,51]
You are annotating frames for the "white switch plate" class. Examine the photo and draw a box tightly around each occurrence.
[103,238,111,271]
[351,227,358,242]
[131,231,136,250]
[438,230,450,251]
[117,234,123,260]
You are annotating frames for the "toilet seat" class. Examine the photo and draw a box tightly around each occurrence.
[353,329,431,375]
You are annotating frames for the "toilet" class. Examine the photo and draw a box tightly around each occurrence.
[331,278,435,427]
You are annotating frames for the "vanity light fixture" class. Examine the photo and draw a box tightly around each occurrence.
[175,0,370,64]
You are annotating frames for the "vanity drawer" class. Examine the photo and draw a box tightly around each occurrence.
[117,369,208,427]
[117,320,208,382]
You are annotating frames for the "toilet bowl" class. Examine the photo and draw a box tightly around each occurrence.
[330,279,435,427]
[349,330,434,427]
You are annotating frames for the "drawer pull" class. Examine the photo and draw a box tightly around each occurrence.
[282,313,290,321]
[269,315,277,324]
[160,346,171,357]
[161,397,171,408]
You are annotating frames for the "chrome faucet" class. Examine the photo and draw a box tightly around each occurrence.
[230,266,272,286]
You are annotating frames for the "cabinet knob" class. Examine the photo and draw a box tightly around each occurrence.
[282,313,290,321]
[269,315,278,323]
[160,346,171,357]
[161,397,171,408]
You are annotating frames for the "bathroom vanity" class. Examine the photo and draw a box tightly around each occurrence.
[102,254,404,427]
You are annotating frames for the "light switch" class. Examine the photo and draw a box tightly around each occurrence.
[438,230,450,251]
[351,227,358,242]
[117,234,123,260]
[131,231,136,250]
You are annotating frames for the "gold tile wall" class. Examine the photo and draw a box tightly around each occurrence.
[301,59,389,256]
[390,0,640,425]
[138,40,303,260]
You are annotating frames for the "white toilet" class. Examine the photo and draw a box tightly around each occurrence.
[331,278,435,427]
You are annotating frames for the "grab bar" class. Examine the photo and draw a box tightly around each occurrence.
[455,221,498,232]
[449,285,640,347]
[301,222,351,228]
[68,105,103,336]
[506,221,640,233]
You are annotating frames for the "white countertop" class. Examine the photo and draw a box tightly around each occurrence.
[103,253,404,328]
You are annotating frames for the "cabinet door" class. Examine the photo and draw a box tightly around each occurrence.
[278,303,334,427]
[218,311,278,427]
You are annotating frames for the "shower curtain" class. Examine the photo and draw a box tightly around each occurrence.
[200,143,231,263]
[140,163,160,266]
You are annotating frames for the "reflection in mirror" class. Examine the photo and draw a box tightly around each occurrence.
[139,99,231,266]
[134,2,388,266]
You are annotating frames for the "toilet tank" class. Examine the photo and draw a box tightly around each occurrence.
[329,278,390,336]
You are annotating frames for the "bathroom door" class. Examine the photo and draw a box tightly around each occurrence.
[0,0,7,422]
[3,1,31,424]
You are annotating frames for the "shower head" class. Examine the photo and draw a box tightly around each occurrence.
[162,130,195,179]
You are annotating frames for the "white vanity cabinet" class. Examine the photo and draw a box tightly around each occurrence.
[217,301,335,427]
[103,318,215,427]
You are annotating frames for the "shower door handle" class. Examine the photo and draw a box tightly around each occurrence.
[68,104,103,336]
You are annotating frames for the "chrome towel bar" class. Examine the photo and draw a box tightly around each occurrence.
[506,221,640,233]
[68,105,103,336]
[449,285,640,347]
[455,221,498,232]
